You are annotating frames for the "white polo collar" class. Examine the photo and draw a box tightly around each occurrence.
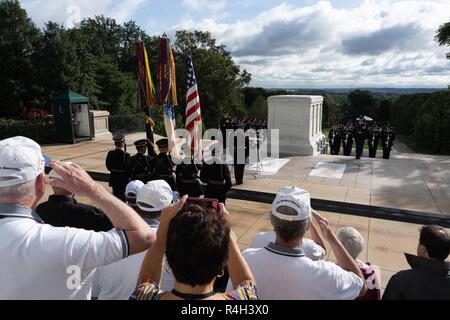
[264,242,306,257]
[0,203,44,224]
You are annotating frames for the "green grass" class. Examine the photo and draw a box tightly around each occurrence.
[397,134,418,152]
[396,134,439,154]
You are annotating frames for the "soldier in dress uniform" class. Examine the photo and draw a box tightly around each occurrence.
[233,127,250,185]
[153,139,176,191]
[381,125,395,159]
[367,124,381,158]
[354,119,368,160]
[200,142,232,203]
[37,169,113,232]
[105,134,131,201]
[328,123,341,155]
[342,123,354,156]
[127,139,156,184]
[176,147,204,197]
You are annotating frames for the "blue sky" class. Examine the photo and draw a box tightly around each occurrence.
[21,0,450,88]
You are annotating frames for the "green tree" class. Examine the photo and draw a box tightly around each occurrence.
[0,0,41,115]
[414,91,450,153]
[435,21,450,60]
[94,55,138,114]
[345,90,377,119]
[377,97,393,123]
[322,94,338,127]
[243,87,267,118]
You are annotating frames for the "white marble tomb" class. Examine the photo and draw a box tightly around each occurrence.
[268,95,327,156]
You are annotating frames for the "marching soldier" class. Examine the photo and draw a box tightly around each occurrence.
[381,126,395,159]
[354,121,367,160]
[106,135,131,201]
[233,129,250,185]
[176,147,204,197]
[200,142,232,203]
[367,125,381,158]
[328,124,341,155]
[154,139,177,191]
[342,124,354,156]
[128,139,156,184]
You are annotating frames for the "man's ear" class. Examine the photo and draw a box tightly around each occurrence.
[417,243,429,258]
[36,172,46,194]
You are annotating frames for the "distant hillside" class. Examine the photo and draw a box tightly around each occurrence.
[265,88,447,96]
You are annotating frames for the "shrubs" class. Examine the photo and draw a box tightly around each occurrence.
[0,118,55,144]
[109,113,146,135]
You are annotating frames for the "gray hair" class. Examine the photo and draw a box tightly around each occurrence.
[0,179,36,203]
[271,205,310,242]
[337,227,365,259]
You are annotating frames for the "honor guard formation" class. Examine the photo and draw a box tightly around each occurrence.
[328,116,395,160]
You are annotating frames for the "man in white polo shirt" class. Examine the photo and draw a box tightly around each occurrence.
[0,136,155,300]
[242,186,367,300]
[251,210,326,261]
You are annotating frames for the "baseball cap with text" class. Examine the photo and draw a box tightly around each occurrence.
[271,186,311,222]
[0,136,45,187]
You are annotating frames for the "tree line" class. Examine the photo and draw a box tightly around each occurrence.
[0,0,251,128]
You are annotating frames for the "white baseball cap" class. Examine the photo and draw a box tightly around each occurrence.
[125,180,145,199]
[271,186,311,221]
[137,180,173,212]
[0,136,45,187]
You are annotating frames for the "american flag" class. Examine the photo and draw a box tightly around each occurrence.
[185,47,202,151]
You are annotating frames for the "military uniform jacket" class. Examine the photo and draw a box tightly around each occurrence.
[382,131,395,147]
[176,160,204,197]
[154,154,175,178]
[354,127,367,142]
[128,153,156,183]
[200,163,232,190]
[36,195,113,232]
[329,130,341,145]
[367,130,380,147]
[342,130,354,146]
[106,149,131,188]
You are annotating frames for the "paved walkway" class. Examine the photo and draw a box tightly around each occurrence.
[42,133,450,215]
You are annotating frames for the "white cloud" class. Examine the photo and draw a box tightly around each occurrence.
[173,0,450,87]
[108,0,146,24]
[182,0,227,12]
[22,0,145,28]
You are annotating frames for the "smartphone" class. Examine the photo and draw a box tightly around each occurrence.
[186,198,219,212]
[172,191,180,203]
[43,155,52,167]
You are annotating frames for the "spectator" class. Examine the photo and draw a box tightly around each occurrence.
[383,225,450,300]
[36,169,113,232]
[251,210,326,261]
[0,136,155,300]
[131,198,258,300]
[241,186,366,300]
[337,227,381,300]
[124,180,145,211]
[92,180,174,300]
